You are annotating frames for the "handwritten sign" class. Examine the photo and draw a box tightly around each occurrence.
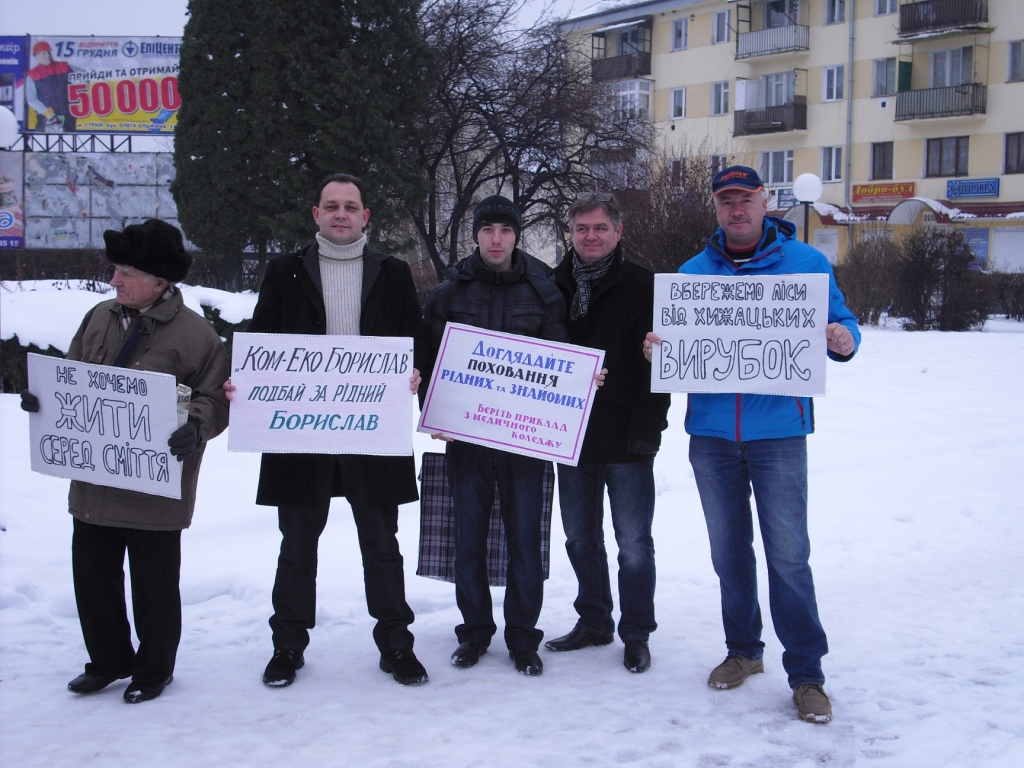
[228,333,415,455]
[652,274,829,396]
[418,323,604,466]
[27,353,183,499]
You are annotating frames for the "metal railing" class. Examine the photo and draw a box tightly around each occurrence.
[894,83,987,120]
[898,0,987,36]
[591,52,651,81]
[736,25,809,60]
[733,102,807,136]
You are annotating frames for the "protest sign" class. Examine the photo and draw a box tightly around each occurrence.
[228,333,414,455]
[652,273,829,396]
[418,323,604,466]
[26,353,182,499]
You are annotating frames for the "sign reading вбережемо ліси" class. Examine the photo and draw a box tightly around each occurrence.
[26,353,183,499]
[227,333,415,455]
[417,323,604,466]
[652,274,829,397]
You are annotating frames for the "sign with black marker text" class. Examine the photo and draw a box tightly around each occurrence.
[652,273,829,396]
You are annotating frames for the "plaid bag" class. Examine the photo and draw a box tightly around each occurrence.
[416,452,554,587]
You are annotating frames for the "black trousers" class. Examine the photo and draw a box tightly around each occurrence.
[269,464,415,654]
[71,518,182,686]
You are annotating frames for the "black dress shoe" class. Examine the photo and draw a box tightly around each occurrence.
[123,675,173,704]
[263,648,304,687]
[68,671,129,694]
[451,642,486,669]
[544,624,615,652]
[379,649,429,685]
[509,648,544,676]
[623,639,651,673]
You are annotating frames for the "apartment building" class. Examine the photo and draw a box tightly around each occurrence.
[559,0,1024,269]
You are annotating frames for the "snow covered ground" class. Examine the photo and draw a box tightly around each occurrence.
[1,280,1023,767]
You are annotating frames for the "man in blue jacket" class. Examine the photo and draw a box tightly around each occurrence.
[645,166,860,723]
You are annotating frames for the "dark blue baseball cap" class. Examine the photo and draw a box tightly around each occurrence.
[712,165,765,196]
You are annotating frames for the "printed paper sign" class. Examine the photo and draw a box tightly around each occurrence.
[652,274,829,396]
[228,333,415,455]
[26,353,183,499]
[418,323,604,466]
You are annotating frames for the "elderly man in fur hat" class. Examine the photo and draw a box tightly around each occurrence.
[21,219,229,703]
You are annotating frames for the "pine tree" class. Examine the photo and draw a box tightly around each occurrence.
[173,0,430,283]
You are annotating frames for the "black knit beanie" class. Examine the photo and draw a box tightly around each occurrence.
[472,195,522,243]
[103,219,192,282]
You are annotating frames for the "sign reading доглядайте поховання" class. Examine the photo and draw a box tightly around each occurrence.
[652,274,829,397]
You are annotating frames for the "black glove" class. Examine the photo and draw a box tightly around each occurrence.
[168,421,199,461]
[20,390,40,413]
[626,437,660,457]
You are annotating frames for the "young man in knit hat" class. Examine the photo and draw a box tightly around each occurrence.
[21,219,230,703]
[644,165,860,722]
[242,173,430,688]
[546,192,670,674]
[423,194,569,676]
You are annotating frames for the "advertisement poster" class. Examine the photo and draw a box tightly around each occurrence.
[26,353,183,499]
[418,323,604,466]
[25,36,181,134]
[651,274,829,397]
[0,150,24,248]
[0,35,26,130]
[228,333,416,456]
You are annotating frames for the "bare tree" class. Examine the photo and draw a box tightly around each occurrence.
[405,0,651,276]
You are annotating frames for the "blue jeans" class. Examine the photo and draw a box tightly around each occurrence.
[556,458,657,641]
[446,441,546,651]
[688,435,827,688]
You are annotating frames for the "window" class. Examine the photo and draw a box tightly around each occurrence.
[619,28,640,54]
[713,10,731,44]
[931,47,973,88]
[671,87,686,119]
[711,81,730,115]
[766,0,792,28]
[873,58,897,97]
[823,65,844,101]
[822,147,842,182]
[711,155,727,179]
[825,0,845,25]
[926,136,969,177]
[613,79,651,119]
[874,0,897,15]
[672,18,688,52]
[759,149,793,185]
[671,159,685,186]
[1010,41,1023,82]
[871,142,894,180]
[1006,133,1024,174]
[761,71,795,107]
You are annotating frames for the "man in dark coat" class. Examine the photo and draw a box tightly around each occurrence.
[423,195,568,677]
[545,193,670,673]
[246,173,429,687]
[21,219,230,703]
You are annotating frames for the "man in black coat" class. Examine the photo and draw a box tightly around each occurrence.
[246,173,428,687]
[423,195,568,677]
[545,192,670,673]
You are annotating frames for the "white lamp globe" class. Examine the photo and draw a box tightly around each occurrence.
[0,107,19,149]
[793,173,823,204]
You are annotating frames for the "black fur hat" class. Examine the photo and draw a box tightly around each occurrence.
[103,219,191,282]
[472,195,522,244]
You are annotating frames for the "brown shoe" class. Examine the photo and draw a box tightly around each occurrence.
[792,684,832,723]
[707,655,765,689]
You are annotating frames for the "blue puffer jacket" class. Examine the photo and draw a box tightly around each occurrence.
[678,216,861,442]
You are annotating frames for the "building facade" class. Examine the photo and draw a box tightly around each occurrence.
[559,0,1024,269]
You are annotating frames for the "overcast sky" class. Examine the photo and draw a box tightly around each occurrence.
[0,0,597,38]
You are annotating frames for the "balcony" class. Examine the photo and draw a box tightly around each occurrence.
[736,25,809,60]
[894,83,986,120]
[733,100,807,137]
[898,0,988,37]
[592,52,651,81]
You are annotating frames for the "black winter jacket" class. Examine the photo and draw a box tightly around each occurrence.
[553,246,670,464]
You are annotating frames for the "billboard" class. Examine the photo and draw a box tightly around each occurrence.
[25,36,181,134]
[1,36,27,131]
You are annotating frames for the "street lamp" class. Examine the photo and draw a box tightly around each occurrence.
[792,173,822,244]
